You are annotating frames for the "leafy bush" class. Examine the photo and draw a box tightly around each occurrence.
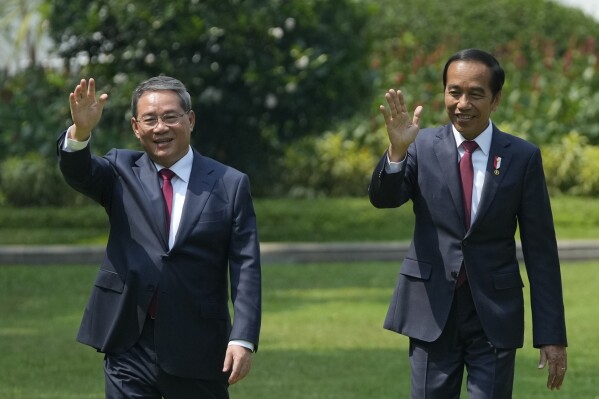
[542,132,599,196]
[363,0,599,147]
[4,0,599,198]
[277,119,382,197]
[45,0,376,196]
[0,67,71,160]
[0,153,86,207]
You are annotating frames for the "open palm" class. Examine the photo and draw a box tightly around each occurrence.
[68,78,109,140]
[379,89,423,160]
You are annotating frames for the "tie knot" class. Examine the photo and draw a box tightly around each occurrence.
[462,140,478,153]
[159,168,176,182]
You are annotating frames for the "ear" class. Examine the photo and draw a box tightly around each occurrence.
[188,110,196,131]
[131,117,141,139]
[491,91,502,112]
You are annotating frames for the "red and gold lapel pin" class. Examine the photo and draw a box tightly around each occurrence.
[493,156,502,175]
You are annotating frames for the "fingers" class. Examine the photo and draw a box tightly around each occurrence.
[70,78,108,105]
[379,104,390,124]
[539,345,567,390]
[223,350,233,375]
[70,79,87,102]
[223,346,253,385]
[384,89,405,117]
[547,361,567,390]
[68,78,108,140]
[412,105,423,128]
[380,89,422,124]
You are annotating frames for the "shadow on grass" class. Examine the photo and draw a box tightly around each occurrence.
[231,347,409,399]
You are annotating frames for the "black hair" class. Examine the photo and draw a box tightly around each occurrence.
[442,49,505,98]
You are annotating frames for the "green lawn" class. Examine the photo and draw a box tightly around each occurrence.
[2,195,599,244]
[0,262,596,398]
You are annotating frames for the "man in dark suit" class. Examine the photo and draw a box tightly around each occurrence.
[369,49,567,398]
[57,76,261,398]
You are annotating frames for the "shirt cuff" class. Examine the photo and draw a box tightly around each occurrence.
[228,340,254,352]
[62,126,91,152]
[385,153,406,174]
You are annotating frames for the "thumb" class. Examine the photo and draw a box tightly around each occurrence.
[412,105,423,127]
[223,350,233,372]
[97,93,109,109]
[538,348,548,369]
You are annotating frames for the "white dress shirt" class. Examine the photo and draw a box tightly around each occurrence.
[385,120,493,225]
[155,150,192,250]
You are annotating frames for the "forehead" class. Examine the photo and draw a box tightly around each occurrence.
[445,61,493,91]
[137,90,183,112]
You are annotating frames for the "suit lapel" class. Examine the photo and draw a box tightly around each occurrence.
[470,126,511,233]
[133,154,169,247]
[173,150,219,248]
[433,125,464,223]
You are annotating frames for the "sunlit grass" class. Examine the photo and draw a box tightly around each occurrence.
[1,262,596,398]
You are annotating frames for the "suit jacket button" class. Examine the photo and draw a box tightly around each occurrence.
[451,271,458,279]
[147,284,155,292]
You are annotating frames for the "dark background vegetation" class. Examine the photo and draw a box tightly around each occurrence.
[2,0,599,204]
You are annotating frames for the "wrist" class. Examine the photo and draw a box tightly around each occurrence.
[69,125,91,142]
[388,143,407,162]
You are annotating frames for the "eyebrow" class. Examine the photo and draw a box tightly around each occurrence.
[447,85,487,94]
[139,110,181,117]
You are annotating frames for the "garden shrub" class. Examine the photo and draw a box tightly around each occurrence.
[0,153,80,207]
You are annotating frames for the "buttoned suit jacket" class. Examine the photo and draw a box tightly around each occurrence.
[369,123,567,349]
[57,132,261,380]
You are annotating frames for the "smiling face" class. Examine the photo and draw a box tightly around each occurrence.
[131,90,195,167]
[444,60,501,140]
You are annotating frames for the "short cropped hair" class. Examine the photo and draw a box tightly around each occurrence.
[442,49,505,99]
[131,76,192,117]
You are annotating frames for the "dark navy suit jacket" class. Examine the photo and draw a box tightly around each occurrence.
[369,123,567,349]
[57,132,261,380]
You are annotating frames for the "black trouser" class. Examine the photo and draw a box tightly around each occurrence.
[104,317,228,399]
[409,284,516,399]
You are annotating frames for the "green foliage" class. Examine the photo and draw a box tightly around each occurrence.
[0,153,74,207]
[367,0,599,146]
[278,119,380,197]
[3,0,599,198]
[45,0,376,194]
[0,67,71,159]
[542,132,599,196]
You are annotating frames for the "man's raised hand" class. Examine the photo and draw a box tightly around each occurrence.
[68,78,109,141]
[379,89,423,162]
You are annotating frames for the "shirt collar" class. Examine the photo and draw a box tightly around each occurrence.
[154,146,193,183]
[451,120,493,156]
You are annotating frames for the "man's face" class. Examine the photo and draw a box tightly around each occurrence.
[131,90,195,167]
[444,60,501,140]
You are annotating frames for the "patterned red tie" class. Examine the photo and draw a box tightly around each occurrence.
[456,141,478,288]
[148,168,176,318]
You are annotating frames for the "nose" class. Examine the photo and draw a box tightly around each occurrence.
[153,118,170,131]
[457,94,471,109]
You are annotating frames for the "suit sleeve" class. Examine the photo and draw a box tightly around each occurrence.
[56,130,114,206]
[369,149,415,209]
[227,174,262,350]
[517,148,567,347]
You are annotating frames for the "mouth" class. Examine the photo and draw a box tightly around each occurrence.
[154,137,173,148]
[455,114,474,122]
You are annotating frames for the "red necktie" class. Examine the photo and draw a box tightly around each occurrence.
[456,141,478,288]
[148,168,176,318]
[159,168,176,237]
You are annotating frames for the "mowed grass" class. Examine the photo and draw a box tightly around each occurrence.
[2,195,599,244]
[0,262,597,398]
